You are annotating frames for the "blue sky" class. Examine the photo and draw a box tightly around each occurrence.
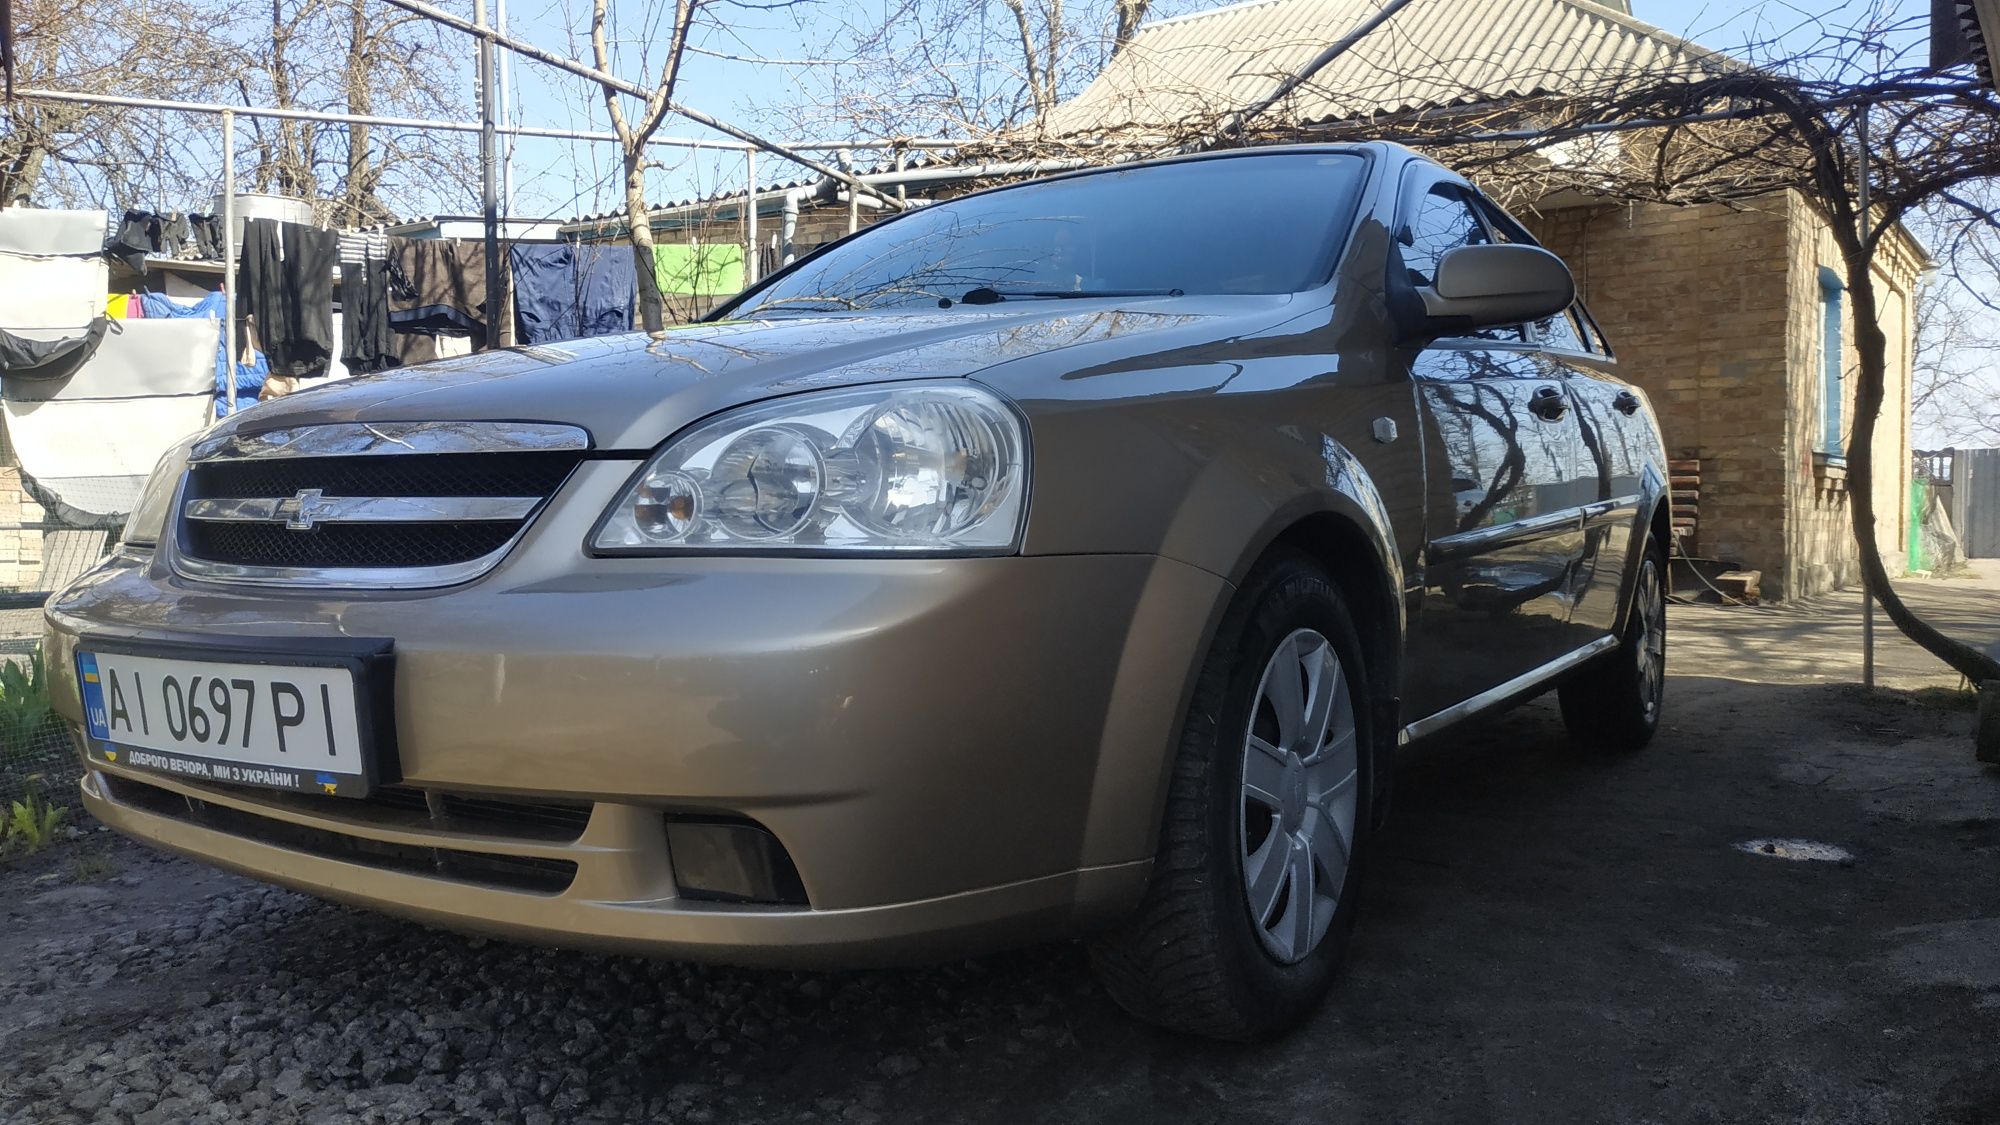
[485,0,1936,222]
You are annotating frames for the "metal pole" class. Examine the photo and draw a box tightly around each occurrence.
[475,0,502,347]
[496,0,514,215]
[1857,102,1875,690]
[744,150,758,285]
[221,109,238,421]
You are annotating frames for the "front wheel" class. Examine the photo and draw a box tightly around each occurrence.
[1559,533,1667,751]
[1089,549,1374,1040]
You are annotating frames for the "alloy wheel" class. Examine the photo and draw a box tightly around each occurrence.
[1239,628,1358,965]
[1634,558,1666,721]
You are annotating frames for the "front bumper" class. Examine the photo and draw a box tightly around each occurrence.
[45,536,1225,965]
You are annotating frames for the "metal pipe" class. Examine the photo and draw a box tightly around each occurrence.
[496,0,515,213]
[475,0,502,345]
[781,189,803,265]
[373,0,906,209]
[13,87,751,150]
[744,150,759,284]
[221,109,238,421]
[1858,101,1875,690]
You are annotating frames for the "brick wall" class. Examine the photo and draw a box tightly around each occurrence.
[1523,190,1919,600]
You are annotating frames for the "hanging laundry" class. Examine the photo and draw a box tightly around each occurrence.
[135,291,269,417]
[240,218,337,380]
[107,210,171,273]
[653,242,745,297]
[509,242,636,345]
[107,294,130,319]
[387,237,507,354]
[339,258,398,375]
[186,214,223,261]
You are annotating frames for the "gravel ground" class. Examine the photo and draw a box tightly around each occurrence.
[3,603,2000,1124]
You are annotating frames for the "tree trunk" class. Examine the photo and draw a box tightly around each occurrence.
[343,0,379,225]
[624,153,665,333]
[0,137,46,205]
[1842,239,2000,685]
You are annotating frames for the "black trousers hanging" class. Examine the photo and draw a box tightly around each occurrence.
[240,218,338,378]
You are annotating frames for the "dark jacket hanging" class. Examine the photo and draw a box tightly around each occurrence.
[509,242,635,345]
[240,218,338,379]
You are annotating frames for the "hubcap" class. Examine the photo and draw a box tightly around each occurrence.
[1239,628,1358,965]
[1634,558,1666,721]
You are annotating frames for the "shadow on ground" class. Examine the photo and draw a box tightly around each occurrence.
[4,673,1999,1124]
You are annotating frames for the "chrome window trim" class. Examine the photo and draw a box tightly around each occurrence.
[189,421,592,463]
[185,495,542,526]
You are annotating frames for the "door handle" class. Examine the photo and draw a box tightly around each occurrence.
[1528,385,1569,422]
[1613,390,1641,416]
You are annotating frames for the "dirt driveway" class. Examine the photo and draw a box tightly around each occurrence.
[4,572,1999,1125]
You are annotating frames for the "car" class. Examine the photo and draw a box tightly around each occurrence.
[45,143,1668,1040]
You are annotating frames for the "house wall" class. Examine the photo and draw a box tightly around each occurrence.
[1787,199,1921,594]
[1522,189,1921,600]
[1524,196,1797,592]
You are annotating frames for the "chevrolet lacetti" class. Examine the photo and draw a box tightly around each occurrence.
[46,144,1669,1039]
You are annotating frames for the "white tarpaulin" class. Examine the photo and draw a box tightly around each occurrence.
[3,396,208,479]
[0,254,108,332]
[3,319,217,403]
[0,208,107,257]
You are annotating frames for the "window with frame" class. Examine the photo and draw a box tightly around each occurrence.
[1818,266,1845,459]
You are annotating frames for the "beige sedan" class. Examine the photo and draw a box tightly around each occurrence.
[47,144,1668,1039]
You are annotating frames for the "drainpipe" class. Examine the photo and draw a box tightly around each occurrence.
[780,187,806,266]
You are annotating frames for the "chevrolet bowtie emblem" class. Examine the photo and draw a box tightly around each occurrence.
[277,488,333,531]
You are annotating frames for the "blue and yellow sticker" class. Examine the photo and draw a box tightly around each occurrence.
[77,653,110,741]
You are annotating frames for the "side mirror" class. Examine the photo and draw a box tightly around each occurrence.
[1417,244,1576,331]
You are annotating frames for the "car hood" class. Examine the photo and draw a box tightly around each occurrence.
[220,300,1292,450]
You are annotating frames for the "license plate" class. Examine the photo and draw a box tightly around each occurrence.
[77,643,390,797]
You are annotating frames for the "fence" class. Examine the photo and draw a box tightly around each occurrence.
[1917,447,2000,561]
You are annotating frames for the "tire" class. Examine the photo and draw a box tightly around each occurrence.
[1089,548,1375,1041]
[1558,532,1667,752]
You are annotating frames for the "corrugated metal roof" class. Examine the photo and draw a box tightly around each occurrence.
[1039,0,1734,138]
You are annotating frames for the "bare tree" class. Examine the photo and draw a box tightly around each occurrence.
[766,0,1191,143]
[232,0,476,222]
[588,0,698,333]
[0,0,237,207]
[1911,268,2000,448]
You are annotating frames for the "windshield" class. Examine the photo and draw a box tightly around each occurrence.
[730,152,1368,316]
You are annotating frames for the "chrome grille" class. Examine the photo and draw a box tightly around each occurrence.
[171,421,591,589]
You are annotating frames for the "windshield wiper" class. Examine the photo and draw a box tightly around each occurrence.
[956,286,1184,305]
[739,296,859,317]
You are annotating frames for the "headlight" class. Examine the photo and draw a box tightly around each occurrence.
[120,442,193,550]
[593,383,1027,554]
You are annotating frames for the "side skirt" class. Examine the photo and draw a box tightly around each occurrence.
[1398,635,1619,745]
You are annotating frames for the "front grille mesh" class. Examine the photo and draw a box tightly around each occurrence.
[191,452,581,500]
[185,521,519,569]
[178,447,584,576]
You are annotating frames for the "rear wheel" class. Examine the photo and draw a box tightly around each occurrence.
[1559,533,1667,751]
[1090,550,1373,1040]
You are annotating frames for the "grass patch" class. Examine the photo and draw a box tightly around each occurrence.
[67,847,118,883]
